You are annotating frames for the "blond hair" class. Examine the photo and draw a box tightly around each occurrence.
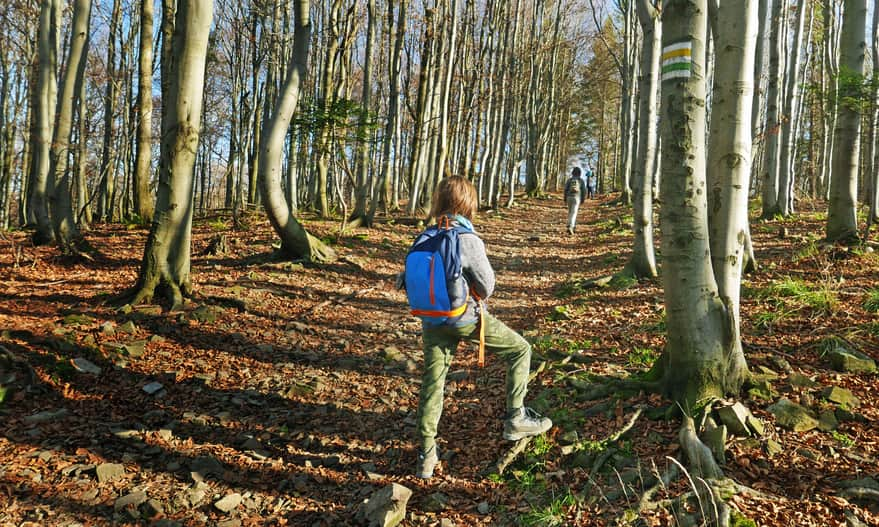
[429,176,478,220]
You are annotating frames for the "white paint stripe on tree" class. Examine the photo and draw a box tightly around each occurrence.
[661,68,692,81]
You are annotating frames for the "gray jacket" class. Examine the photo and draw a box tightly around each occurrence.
[450,230,495,326]
[400,217,495,327]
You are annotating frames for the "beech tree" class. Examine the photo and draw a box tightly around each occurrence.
[624,0,660,279]
[776,0,808,216]
[760,0,783,219]
[129,0,213,308]
[259,0,336,263]
[133,0,155,222]
[826,0,867,243]
[29,0,61,245]
[866,0,879,231]
[656,0,748,405]
[49,0,92,249]
[706,0,758,387]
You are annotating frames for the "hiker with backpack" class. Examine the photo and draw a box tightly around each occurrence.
[401,175,552,479]
[585,167,597,199]
[564,167,587,235]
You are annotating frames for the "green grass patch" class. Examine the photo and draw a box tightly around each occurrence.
[627,347,658,368]
[206,218,228,231]
[793,240,820,262]
[863,289,879,313]
[509,465,546,493]
[608,274,637,290]
[753,308,790,330]
[531,336,594,356]
[761,276,839,315]
[831,430,855,448]
[556,278,587,299]
[529,435,553,457]
[815,335,847,356]
[520,491,577,527]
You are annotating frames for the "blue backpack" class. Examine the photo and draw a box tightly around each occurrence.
[405,220,472,326]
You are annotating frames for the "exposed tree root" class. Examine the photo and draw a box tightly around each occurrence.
[118,276,190,312]
[484,437,534,477]
[582,406,644,494]
[839,487,879,502]
[573,376,660,401]
[679,415,723,480]
[637,463,680,512]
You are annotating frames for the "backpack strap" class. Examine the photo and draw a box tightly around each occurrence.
[429,215,485,367]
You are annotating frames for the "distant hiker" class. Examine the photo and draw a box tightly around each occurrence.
[401,175,552,479]
[564,167,587,235]
[585,167,597,199]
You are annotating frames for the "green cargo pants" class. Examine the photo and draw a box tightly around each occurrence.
[416,312,531,450]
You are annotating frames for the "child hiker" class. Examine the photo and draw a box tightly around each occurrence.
[402,175,552,479]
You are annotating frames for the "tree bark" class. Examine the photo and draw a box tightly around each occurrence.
[777,0,807,216]
[706,0,757,389]
[826,0,867,243]
[349,0,376,226]
[626,0,660,279]
[129,0,214,309]
[133,0,156,222]
[760,0,783,219]
[96,0,121,222]
[657,0,747,405]
[29,0,61,245]
[259,0,336,263]
[867,0,879,229]
[49,0,92,249]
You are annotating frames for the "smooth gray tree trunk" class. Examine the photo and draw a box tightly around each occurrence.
[49,0,92,249]
[626,0,660,279]
[867,0,879,229]
[707,0,758,389]
[130,0,214,309]
[826,0,867,243]
[349,0,376,226]
[259,0,336,263]
[369,0,407,221]
[96,0,121,222]
[760,0,783,218]
[657,0,747,405]
[777,0,807,216]
[133,0,155,222]
[29,0,61,245]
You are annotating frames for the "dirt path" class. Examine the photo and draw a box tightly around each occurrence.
[1,193,877,526]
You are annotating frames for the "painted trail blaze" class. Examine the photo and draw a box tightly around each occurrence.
[661,41,692,81]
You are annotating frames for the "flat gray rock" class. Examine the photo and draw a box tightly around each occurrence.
[828,348,876,373]
[190,456,224,480]
[820,386,861,409]
[114,491,148,511]
[358,483,412,527]
[716,402,751,437]
[767,398,818,432]
[72,357,102,375]
[142,382,165,395]
[214,493,242,513]
[96,463,125,484]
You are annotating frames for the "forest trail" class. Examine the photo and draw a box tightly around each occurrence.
[1,193,878,526]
